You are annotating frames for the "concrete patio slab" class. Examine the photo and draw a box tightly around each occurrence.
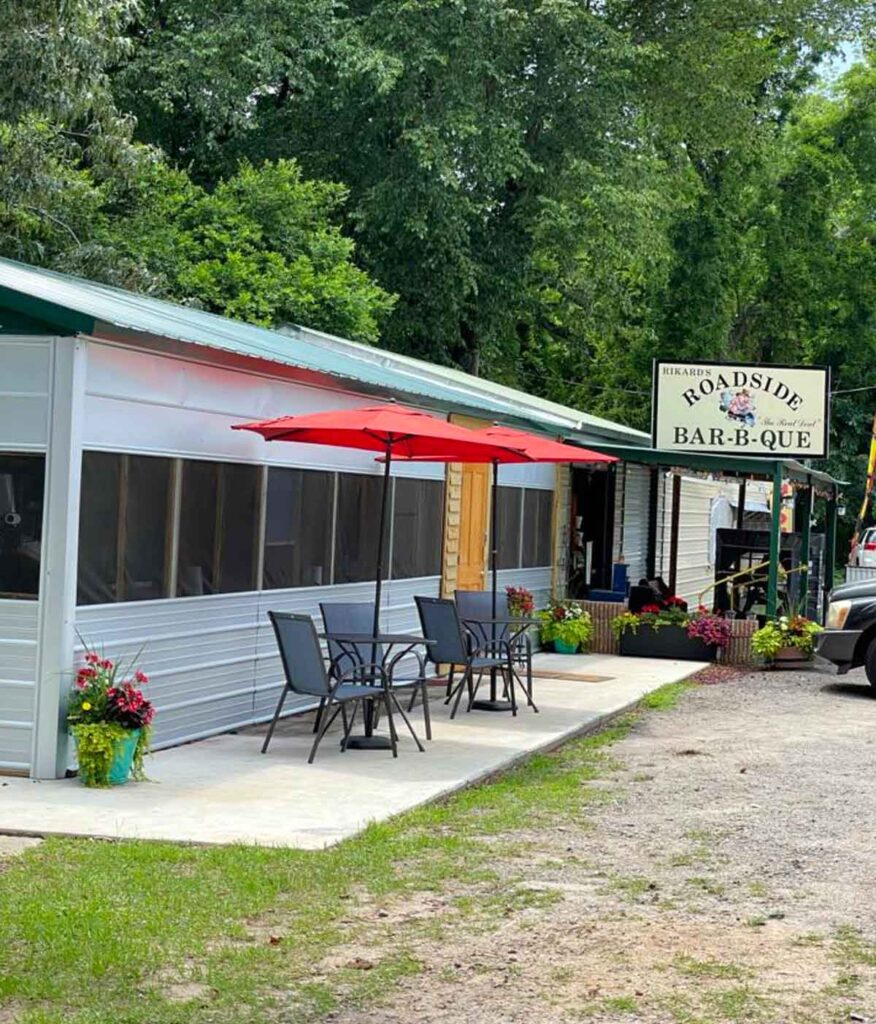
[0,654,706,849]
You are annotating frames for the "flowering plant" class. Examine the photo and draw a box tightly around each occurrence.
[751,615,822,660]
[506,585,535,617]
[67,649,154,786]
[537,600,593,651]
[612,601,731,649]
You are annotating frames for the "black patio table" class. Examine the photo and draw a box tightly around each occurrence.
[319,631,434,750]
[461,616,534,712]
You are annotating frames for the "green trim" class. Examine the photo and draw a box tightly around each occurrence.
[824,487,838,616]
[766,465,783,617]
[0,285,94,336]
[799,482,813,606]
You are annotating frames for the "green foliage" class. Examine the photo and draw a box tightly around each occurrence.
[70,722,145,787]
[751,615,822,659]
[537,602,593,652]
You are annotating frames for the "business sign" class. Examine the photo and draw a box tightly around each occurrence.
[652,361,829,458]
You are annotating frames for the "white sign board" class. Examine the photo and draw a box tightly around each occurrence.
[652,361,829,458]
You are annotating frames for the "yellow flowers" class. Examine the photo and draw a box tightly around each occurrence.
[81,701,92,711]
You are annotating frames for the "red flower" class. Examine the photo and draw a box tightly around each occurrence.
[84,651,100,665]
[666,596,686,607]
[100,658,113,670]
[640,604,662,615]
[134,670,149,684]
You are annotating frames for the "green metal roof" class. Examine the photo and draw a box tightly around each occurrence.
[0,257,648,444]
[580,442,844,488]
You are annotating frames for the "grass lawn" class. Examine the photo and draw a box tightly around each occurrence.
[0,682,691,1024]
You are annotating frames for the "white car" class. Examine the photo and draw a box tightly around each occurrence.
[852,527,876,568]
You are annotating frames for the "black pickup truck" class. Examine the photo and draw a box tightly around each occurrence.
[816,578,876,684]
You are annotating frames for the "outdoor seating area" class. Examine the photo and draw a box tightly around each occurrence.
[0,651,707,848]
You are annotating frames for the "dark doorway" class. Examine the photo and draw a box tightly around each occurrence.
[569,466,615,596]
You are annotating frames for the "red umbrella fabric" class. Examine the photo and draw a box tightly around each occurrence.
[476,425,617,465]
[232,404,522,461]
[232,404,530,635]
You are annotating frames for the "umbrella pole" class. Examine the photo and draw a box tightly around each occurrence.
[374,442,392,638]
[491,459,499,617]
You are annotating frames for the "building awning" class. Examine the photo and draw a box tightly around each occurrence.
[568,441,845,490]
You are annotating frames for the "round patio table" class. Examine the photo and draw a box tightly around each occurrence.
[320,632,435,750]
[462,616,535,712]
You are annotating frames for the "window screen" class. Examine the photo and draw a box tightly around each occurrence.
[334,474,386,584]
[122,456,170,601]
[177,460,218,596]
[77,452,121,605]
[391,477,444,579]
[0,454,45,599]
[215,463,260,593]
[495,486,523,570]
[264,467,334,589]
[522,488,554,568]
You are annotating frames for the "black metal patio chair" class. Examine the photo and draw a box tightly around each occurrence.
[455,589,535,707]
[414,596,523,718]
[319,601,432,740]
[263,611,392,763]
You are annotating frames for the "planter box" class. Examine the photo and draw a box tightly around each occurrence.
[619,624,716,662]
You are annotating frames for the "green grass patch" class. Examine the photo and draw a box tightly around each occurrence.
[672,956,751,981]
[0,684,692,1024]
[640,680,691,712]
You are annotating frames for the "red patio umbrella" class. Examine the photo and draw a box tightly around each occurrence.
[390,424,617,615]
[232,404,527,636]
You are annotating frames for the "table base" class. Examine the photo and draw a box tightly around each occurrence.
[344,735,394,750]
[471,699,514,713]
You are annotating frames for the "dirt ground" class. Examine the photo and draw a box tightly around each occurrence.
[324,667,876,1024]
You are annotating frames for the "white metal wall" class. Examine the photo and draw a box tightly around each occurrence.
[495,567,553,609]
[655,475,772,606]
[0,337,53,772]
[613,463,651,585]
[76,575,441,750]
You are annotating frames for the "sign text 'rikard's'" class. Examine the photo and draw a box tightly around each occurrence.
[652,361,830,459]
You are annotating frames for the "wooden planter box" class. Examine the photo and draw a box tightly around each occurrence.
[619,624,717,662]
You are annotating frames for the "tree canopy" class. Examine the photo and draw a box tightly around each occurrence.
[2,1,876,502]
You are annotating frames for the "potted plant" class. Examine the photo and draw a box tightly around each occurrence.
[537,600,594,654]
[612,601,731,661]
[751,615,822,666]
[67,649,155,787]
[506,585,535,618]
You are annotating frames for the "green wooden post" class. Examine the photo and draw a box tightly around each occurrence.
[824,486,838,621]
[799,481,812,617]
[766,464,783,618]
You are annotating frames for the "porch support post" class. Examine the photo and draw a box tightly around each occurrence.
[668,473,681,595]
[646,467,659,580]
[799,480,813,617]
[32,337,87,778]
[766,464,783,618]
[736,478,747,530]
[824,485,838,621]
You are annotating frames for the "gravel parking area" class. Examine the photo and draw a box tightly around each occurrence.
[327,667,876,1024]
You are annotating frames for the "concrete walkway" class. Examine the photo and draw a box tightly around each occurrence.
[0,653,706,848]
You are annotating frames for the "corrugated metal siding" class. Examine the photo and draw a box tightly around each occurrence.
[75,576,440,749]
[0,602,38,771]
[846,566,876,584]
[613,463,651,585]
[496,567,552,610]
[0,336,52,772]
[655,476,772,606]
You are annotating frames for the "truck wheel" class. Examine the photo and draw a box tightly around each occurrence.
[865,637,876,688]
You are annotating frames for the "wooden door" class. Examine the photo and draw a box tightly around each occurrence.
[457,461,490,590]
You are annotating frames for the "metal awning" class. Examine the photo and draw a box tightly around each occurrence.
[566,441,845,489]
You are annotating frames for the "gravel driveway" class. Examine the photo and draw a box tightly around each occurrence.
[326,667,876,1024]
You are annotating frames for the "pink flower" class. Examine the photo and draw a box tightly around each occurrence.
[134,670,148,684]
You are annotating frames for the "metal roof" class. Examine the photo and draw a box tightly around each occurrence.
[0,257,648,445]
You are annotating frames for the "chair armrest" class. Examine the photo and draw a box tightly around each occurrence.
[386,647,425,680]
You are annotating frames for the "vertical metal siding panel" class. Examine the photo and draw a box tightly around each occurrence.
[0,602,38,771]
[495,567,552,609]
[614,464,650,585]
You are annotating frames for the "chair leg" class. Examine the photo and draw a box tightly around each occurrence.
[507,667,518,717]
[261,684,289,754]
[340,701,359,752]
[467,669,485,712]
[389,691,425,752]
[312,697,326,734]
[420,682,432,740]
[445,667,455,701]
[382,694,399,758]
[450,666,472,720]
[307,703,342,764]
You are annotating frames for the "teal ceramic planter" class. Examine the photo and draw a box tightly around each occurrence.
[554,639,579,655]
[77,728,141,786]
